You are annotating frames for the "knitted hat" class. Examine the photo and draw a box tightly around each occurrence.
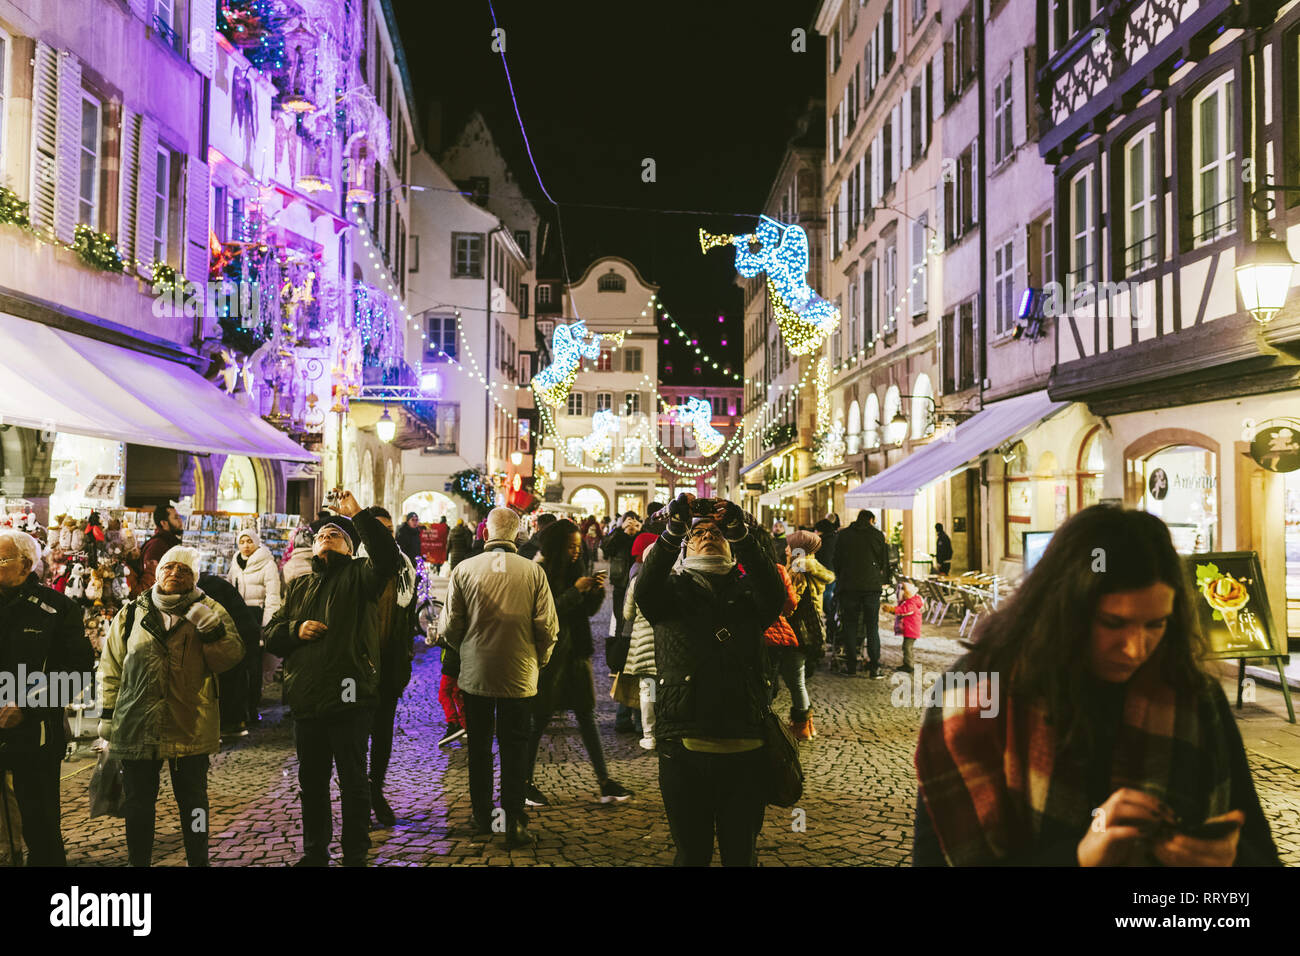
[630,532,657,560]
[237,529,263,549]
[309,514,359,553]
[784,530,821,556]
[157,545,201,575]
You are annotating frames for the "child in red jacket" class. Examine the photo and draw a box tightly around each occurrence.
[882,581,924,671]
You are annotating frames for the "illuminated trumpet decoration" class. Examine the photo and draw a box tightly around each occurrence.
[531,320,626,408]
[699,216,840,354]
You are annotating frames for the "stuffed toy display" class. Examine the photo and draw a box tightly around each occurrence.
[65,563,86,600]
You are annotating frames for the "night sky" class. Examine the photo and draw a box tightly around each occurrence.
[391,0,823,385]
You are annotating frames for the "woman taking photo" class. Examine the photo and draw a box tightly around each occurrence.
[523,519,633,807]
[914,506,1280,867]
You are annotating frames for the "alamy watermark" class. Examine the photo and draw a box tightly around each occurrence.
[150,282,260,322]
[890,666,1000,718]
[0,668,99,716]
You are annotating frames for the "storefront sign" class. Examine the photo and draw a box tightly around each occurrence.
[1147,468,1169,500]
[1187,551,1280,659]
[1250,425,1300,473]
[84,475,122,500]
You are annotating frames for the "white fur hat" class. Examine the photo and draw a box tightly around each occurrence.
[157,545,201,575]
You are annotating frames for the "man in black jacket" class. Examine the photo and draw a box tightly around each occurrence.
[517,513,556,561]
[934,523,953,575]
[634,495,784,866]
[0,529,95,865]
[833,510,890,678]
[264,491,400,867]
[366,508,418,828]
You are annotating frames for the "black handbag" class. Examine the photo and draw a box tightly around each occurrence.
[760,707,804,808]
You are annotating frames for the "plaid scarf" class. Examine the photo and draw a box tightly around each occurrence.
[914,650,1234,865]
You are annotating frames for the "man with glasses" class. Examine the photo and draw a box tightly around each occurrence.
[265,490,400,867]
[634,495,785,866]
[0,529,94,865]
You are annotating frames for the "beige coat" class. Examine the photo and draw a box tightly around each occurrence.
[100,590,244,760]
[440,545,559,698]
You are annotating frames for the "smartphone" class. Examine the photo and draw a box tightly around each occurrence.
[1179,818,1242,840]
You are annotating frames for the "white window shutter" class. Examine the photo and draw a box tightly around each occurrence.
[859,154,867,215]
[118,108,140,258]
[134,116,158,276]
[872,133,882,204]
[891,0,900,54]
[185,158,210,293]
[189,0,216,78]
[839,179,848,240]
[54,52,82,244]
[902,89,913,169]
[29,43,59,236]
[890,104,901,182]
[933,49,945,118]
[128,0,149,20]
[1011,53,1027,147]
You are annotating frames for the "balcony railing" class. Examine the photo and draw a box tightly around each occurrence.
[1124,235,1158,275]
[1192,196,1238,246]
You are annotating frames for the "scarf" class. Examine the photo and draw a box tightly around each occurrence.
[236,554,248,571]
[679,553,736,595]
[914,650,1234,865]
[151,584,204,621]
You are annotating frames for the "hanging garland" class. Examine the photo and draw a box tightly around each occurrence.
[72,225,125,274]
[0,187,30,228]
[449,468,495,520]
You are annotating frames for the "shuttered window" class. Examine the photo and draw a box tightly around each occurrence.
[152,148,170,264]
[79,95,102,229]
[30,44,59,234]
[0,30,9,174]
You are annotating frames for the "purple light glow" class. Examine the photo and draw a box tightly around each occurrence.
[721,339,728,345]
[718,316,725,323]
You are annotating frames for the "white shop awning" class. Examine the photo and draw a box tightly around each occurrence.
[844,390,1067,510]
[0,313,316,462]
[757,468,853,507]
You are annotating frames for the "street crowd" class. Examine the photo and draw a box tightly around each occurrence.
[0,492,1284,866]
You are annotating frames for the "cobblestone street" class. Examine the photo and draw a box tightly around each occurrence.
[50,581,1300,867]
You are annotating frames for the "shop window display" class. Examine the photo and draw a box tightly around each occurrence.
[1138,444,1217,553]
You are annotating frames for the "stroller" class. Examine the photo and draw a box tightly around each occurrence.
[826,564,901,672]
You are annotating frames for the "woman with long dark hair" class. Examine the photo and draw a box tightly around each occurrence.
[914,506,1279,866]
[523,519,633,807]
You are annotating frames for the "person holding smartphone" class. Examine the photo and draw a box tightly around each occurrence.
[913,506,1281,867]
[522,519,633,809]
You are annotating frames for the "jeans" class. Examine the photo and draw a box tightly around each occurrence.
[121,754,210,867]
[3,748,66,865]
[526,706,609,785]
[902,636,915,669]
[658,739,767,866]
[368,696,399,790]
[294,708,373,865]
[838,589,882,671]
[462,693,533,826]
[768,645,810,713]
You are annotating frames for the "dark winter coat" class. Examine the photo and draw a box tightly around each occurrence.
[395,523,422,564]
[0,574,94,757]
[533,560,604,714]
[935,529,954,564]
[199,574,260,657]
[601,527,635,591]
[264,509,401,719]
[447,524,474,568]
[634,532,784,740]
[834,516,890,592]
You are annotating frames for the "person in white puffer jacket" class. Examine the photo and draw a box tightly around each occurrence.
[228,530,283,726]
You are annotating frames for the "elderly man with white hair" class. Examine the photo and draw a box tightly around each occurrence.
[441,507,558,849]
[0,528,93,865]
[100,543,244,866]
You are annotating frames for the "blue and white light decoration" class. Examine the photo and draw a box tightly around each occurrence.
[700,215,840,355]
[531,321,625,408]
[580,409,620,458]
[665,397,725,457]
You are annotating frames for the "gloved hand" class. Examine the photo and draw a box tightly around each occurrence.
[96,719,112,742]
[666,493,694,538]
[185,602,221,634]
[715,500,748,542]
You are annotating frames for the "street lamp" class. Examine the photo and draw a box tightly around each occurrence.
[886,394,936,444]
[511,450,523,466]
[1237,184,1299,325]
[376,407,396,443]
